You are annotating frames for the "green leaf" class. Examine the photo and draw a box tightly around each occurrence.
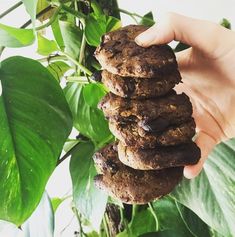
[47,61,71,81]
[70,141,108,231]
[85,13,121,47]
[64,83,113,145]
[153,197,210,236]
[0,23,35,48]
[83,83,106,108]
[220,18,231,29]
[96,0,120,19]
[139,12,155,27]
[174,42,190,52]
[22,0,38,27]
[0,56,72,225]
[51,17,65,50]
[51,197,65,212]
[22,192,54,237]
[172,139,235,237]
[59,21,82,59]
[37,34,58,56]
[117,207,156,237]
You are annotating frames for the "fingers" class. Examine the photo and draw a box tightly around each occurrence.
[135,12,234,57]
[184,131,217,179]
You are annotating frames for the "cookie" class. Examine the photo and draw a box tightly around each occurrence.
[95,25,178,78]
[99,91,193,132]
[102,69,181,98]
[108,119,196,148]
[93,143,183,204]
[118,141,200,170]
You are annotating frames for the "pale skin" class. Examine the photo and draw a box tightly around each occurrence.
[135,13,235,179]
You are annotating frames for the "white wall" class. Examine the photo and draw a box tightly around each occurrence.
[118,0,235,26]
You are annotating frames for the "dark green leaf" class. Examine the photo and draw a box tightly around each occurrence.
[117,207,156,237]
[139,12,155,27]
[64,83,113,145]
[85,13,121,47]
[97,0,120,19]
[47,61,70,81]
[172,139,235,237]
[59,21,82,59]
[70,141,108,231]
[51,17,65,50]
[22,192,54,237]
[83,83,106,108]
[0,23,35,47]
[37,34,58,56]
[153,197,210,237]
[0,56,72,225]
[220,18,231,29]
[22,0,38,27]
[174,42,190,52]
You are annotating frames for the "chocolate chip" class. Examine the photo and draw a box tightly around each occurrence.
[141,117,170,133]
[90,71,102,82]
[105,159,119,174]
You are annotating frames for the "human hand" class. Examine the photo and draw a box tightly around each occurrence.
[135,13,235,179]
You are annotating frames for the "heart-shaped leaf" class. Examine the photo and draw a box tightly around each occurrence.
[37,34,58,56]
[172,139,235,237]
[70,141,108,231]
[0,56,72,225]
[85,13,121,47]
[64,83,113,145]
[0,23,34,48]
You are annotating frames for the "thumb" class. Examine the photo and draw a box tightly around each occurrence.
[135,12,233,56]
[183,131,217,179]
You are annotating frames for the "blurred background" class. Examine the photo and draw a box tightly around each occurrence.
[0,0,234,236]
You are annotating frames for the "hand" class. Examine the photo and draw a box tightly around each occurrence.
[135,13,235,179]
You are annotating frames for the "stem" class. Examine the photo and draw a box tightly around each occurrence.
[66,76,89,83]
[148,202,159,231]
[36,5,62,31]
[103,213,110,237]
[20,5,53,29]
[61,4,86,26]
[57,141,80,166]
[72,207,88,237]
[119,8,155,24]
[0,1,23,19]
[37,54,67,63]
[61,51,92,76]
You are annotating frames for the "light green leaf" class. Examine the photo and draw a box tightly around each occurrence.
[22,0,38,27]
[83,83,106,108]
[51,197,65,212]
[0,23,35,48]
[59,21,82,59]
[64,83,113,145]
[70,141,108,231]
[85,13,121,47]
[37,0,51,22]
[0,56,72,225]
[51,17,65,50]
[172,139,235,237]
[47,61,71,81]
[22,192,54,237]
[37,34,58,56]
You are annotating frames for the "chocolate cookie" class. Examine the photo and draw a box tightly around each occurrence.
[93,143,183,204]
[118,141,200,170]
[109,119,196,148]
[95,25,178,78]
[99,91,192,132]
[102,69,181,98]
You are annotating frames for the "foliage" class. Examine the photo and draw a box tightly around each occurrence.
[0,1,234,237]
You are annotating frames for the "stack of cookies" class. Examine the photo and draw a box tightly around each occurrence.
[93,25,201,204]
